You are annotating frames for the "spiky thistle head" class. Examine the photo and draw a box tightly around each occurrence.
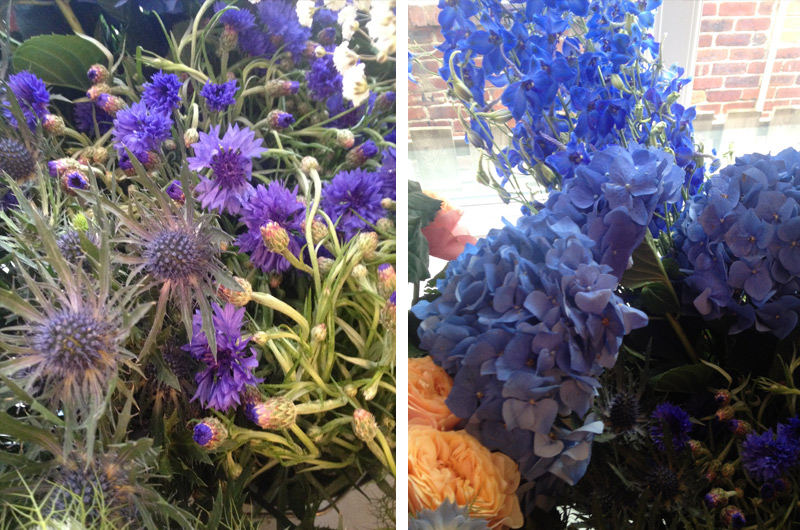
[0,137,36,182]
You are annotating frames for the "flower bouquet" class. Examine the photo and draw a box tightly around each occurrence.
[409,0,800,528]
[0,1,396,528]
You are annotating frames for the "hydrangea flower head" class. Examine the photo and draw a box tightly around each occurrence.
[320,168,385,241]
[184,303,263,412]
[141,71,182,112]
[187,124,267,214]
[237,181,306,273]
[650,403,693,452]
[4,71,50,129]
[201,79,238,112]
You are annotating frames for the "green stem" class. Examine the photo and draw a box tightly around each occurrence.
[250,292,309,340]
[289,423,319,457]
[54,0,85,34]
[666,313,698,364]
[295,397,347,415]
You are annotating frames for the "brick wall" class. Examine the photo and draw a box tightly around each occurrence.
[409,2,800,138]
[692,0,800,115]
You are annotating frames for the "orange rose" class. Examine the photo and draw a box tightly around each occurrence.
[421,191,478,261]
[409,425,523,529]
[409,356,460,430]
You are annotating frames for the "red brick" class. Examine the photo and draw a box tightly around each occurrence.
[695,64,711,76]
[712,62,748,75]
[703,1,717,15]
[697,103,722,114]
[428,106,457,119]
[726,75,761,88]
[706,89,743,102]
[697,49,729,62]
[698,34,713,47]
[776,87,800,99]
[429,77,448,90]
[792,99,800,106]
[692,90,707,104]
[767,86,777,98]
[723,102,756,112]
[409,120,430,129]
[408,6,428,27]
[798,73,800,84]
[408,107,428,120]
[777,47,800,59]
[735,17,771,31]
[741,88,760,100]
[764,99,793,111]
[748,61,766,74]
[752,32,768,46]
[729,48,767,60]
[701,19,733,32]
[781,60,800,72]
[769,74,797,86]
[716,33,752,46]
[693,77,724,89]
[719,2,756,15]
[759,1,776,15]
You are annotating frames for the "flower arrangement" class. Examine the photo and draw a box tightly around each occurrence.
[0,0,396,527]
[409,0,800,528]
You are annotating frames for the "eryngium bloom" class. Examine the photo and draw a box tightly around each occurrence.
[0,137,36,182]
[410,500,490,530]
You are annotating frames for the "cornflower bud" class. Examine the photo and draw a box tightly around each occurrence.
[318,257,334,274]
[311,323,327,342]
[261,222,290,253]
[87,64,109,85]
[381,198,396,211]
[310,220,329,244]
[91,147,109,164]
[352,264,368,280]
[72,213,90,232]
[345,140,378,168]
[48,158,77,178]
[377,264,396,298]
[220,26,238,52]
[704,488,729,509]
[269,273,282,289]
[97,94,127,116]
[344,384,357,398]
[381,292,396,330]
[720,506,745,529]
[352,409,378,442]
[376,218,395,233]
[265,79,300,98]
[314,45,327,58]
[715,390,732,406]
[166,180,185,204]
[184,128,200,148]
[356,231,378,259]
[729,419,751,437]
[267,109,296,130]
[163,139,177,152]
[42,114,64,135]
[192,418,228,450]
[721,463,735,479]
[218,277,253,307]
[86,83,110,102]
[245,394,297,430]
[715,406,735,422]
[335,129,355,148]
[300,156,320,174]
[62,171,89,193]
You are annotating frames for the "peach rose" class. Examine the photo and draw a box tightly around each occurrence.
[409,356,460,431]
[421,191,478,261]
[409,425,523,529]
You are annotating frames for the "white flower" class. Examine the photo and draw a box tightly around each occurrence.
[338,5,359,40]
[355,0,371,11]
[324,0,347,11]
[366,3,396,62]
[342,62,369,107]
[296,0,315,27]
[248,0,261,3]
[333,41,359,74]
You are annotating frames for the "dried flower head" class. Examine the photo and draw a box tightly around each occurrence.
[0,137,36,182]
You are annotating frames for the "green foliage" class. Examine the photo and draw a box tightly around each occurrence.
[12,35,107,90]
[408,180,442,284]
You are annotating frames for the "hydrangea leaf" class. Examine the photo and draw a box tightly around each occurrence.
[408,180,443,283]
[620,231,672,290]
[640,282,681,315]
[651,363,719,393]
[13,35,106,91]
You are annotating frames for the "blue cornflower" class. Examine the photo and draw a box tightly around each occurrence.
[650,403,693,452]
[201,79,238,112]
[236,182,306,274]
[111,101,172,163]
[4,71,50,129]
[255,0,311,58]
[187,124,267,214]
[141,71,182,112]
[742,428,798,483]
[306,53,342,102]
[215,2,256,33]
[184,303,263,412]
[377,148,396,200]
[165,180,185,204]
[74,102,113,136]
[320,168,385,241]
[238,28,269,56]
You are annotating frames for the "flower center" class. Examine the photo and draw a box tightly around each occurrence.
[210,148,249,188]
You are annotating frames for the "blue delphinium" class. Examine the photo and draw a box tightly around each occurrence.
[184,303,263,412]
[320,168,385,241]
[4,71,50,129]
[650,403,693,452]
[141,71,182,112]
[237,181,306,274]
[741,427,799,483]
[187,124,267,214]
[673,147,800,338]
[111,101,172,164]
[201,79,238,112]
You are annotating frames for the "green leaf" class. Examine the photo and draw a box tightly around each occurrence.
[408,181,442,284]
[621,232,670,290]
[641,282,680,315]
[651,363,718,393]
[13,35,106,90]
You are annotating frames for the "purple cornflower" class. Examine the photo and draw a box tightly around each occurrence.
[184,303,263,412]
[306,52,342,102]
[650,403,693,452]
[377,148,396,200]
[237,181,306,274]
[346,140,379,167]
[267,110,295,130]
[166,180,185,204]
[254,0,311,58]
[320,168,385,241]
[74,102,113,135]
[215,2,256,33]
[65,171,89,191]
[742,428,799,483]
[201,79,238,112]
[187,124,267,214]
[141,71,182,112]
[111,101,172,163]
[4,71,50,129]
